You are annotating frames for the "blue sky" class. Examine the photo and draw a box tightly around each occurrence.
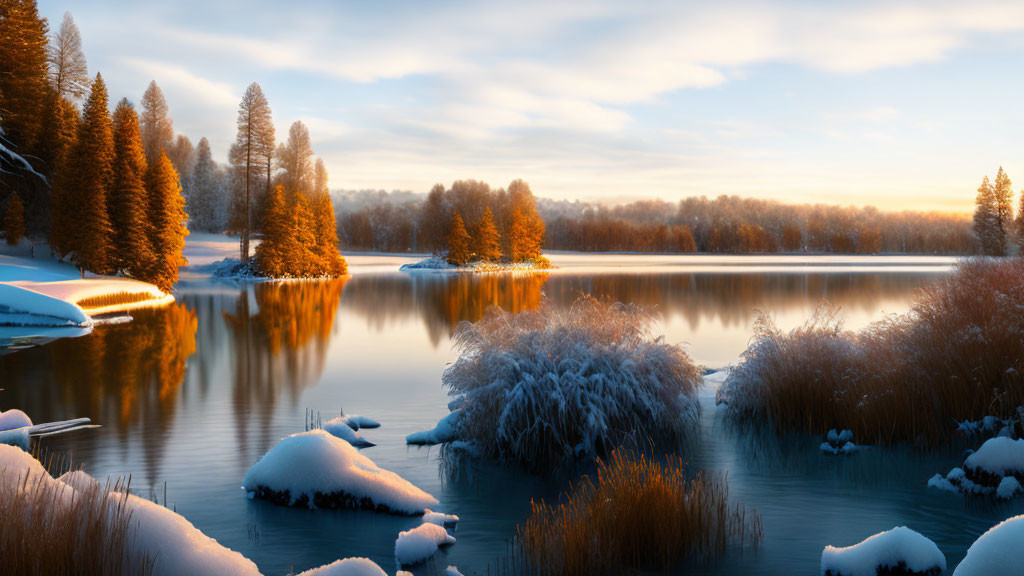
[38,0,1024,212]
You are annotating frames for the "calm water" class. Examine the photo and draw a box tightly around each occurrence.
[2,253,1019,575]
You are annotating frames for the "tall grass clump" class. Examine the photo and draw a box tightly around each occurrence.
[0,470,153,575]
[517,450,762,576]
[75,291,160,311]
[444,295,702,472]
[717,259,1024,447]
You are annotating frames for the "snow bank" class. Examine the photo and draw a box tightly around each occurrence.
[423,509,459,527]
[294,557,388,576]
[399,256,455,272]
[322,417,376,448]
[10,278,173,315]
[407,411,462,445]
[964,437,1024,480]
[395,523,456,566]
[954,515,1024,575]
[243,430,437,514]
[0,445,259,576]
[0,282,91,327]
[821,526,945,576]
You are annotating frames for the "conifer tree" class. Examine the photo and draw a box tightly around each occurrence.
[229,82,272,262]
[446,211,472,266]
[109,98,153,276]
[503,179,544,261]
[188,137,221,231]
[4,193,25,246]
[276,121,314,195]
[144,150,188,292]
[309,161,347,276]
[254,185,293,277]
[974,175,1003,256]
[994,167,1015,248]
[64,73,115,275]
[0,0,49,154]
[47,11,90,101]
[314,158,329,198]
[140,80,173,164]
[473,206,501,262]
[421,183,448,254]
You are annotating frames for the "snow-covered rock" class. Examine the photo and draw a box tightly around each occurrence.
[963,437,1024,483]
[294,557,388,576]
[342,415,380,431]
[399,257,455,272]
[422,509,459,527]
[395,523,456,566]
[407,411,462,445]
[0,445,259,576]
[953,515,1024,575]
[820,526,945,576]
[820,430,861,455]
[242,430,437,514]
[322,417,375,448]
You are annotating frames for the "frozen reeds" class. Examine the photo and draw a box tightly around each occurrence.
[444,295,702,472]
[718,259,1024,447]
[517,450,762,576]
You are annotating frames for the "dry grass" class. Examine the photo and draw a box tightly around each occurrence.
[76,291,160,311]
[0,470,153,575]
[718,259,1024,447]
[444,294,703,472]
[517,450,762,576]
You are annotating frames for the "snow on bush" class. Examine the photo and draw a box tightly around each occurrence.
[820,429,862,455]
[394,522,456,566]
[820,526,945,576]
[423,509,459,527]
[322,417,375,448]
[953,515,1024,575]
[930,437,1024,499]
[0,445,258,576]
[294,557,388,576]
[717,260,1024,447]
[439,295,702,471]
[407,411,462,445]
[243,429,437,514]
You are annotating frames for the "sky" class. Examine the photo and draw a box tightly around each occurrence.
[37,0,1024,212]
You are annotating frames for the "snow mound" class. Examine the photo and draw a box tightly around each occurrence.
[964,437,1024,480]
[0,282,91,327]
[399,257,455,272]
[821,526,945,576]
[820,430,862,455]
[0,445,259,576]
[407,411,462,445]
[343,415,380,430]
[395,523,456,566]
[242,430,437,514]
[445,567,465,576]
[0,408,32,431]
[423,509,459,527]
[954,515,1024,575]
[997,476,1022,499]
[294,557,388,576]
[322,417,375,448]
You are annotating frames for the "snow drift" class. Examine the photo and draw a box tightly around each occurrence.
[295,557,388,576]
[395,522,456,566]
[242,429,437,514]
[820,526,945,576]
[954,515,1024,575]
[0,282,91,327]
[438,295,702,471]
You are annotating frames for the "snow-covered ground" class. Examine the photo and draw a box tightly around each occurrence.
[242,429,438,514]
[820,526,945,576]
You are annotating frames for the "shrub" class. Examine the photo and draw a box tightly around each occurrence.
[717,259,1024,447]
[443,295,702,472]
[517,450,762,576]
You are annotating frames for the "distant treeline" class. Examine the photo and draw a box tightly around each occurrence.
[335,190,973,255]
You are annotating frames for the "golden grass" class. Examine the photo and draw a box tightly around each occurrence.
[718,259,1024,447]
[76,291,160,311]
[517,450,762,576]
[0,471,153,575]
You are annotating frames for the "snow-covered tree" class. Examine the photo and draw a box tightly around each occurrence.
[139,80,173,164]
[46,11,90,101]
[187,137,224,232]
[975,174,1005,256]
[994,167,1015,250]
[276,120,314,196]
[229,82,273,262]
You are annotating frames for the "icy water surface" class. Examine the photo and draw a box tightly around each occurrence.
[2,253,1019,575]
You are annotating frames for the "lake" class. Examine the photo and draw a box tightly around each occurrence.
[2,252,1016,575]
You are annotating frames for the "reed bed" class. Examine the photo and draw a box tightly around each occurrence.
[717,259,1024,447]
[0,470,153,575]
[76,291,160,311]
[444,295,702,472]
[517,450,762,576]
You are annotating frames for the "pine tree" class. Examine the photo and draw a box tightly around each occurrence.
[254,185,293,277]
[504,207,528,262]
[473,206,501,262]
[139,80,173,164]
[446,211,472,266]
[109,98,153,276]
[503,179,544,261]
[188,137,220,231]
[144,150,188,292]
[0,0,49,154]
[421,183,448,254]
[65,73,115,275]
[47,11,89,101]
[276,121,314,195]
[974,175,1003,256]
[994,167,1015,249]
[310,161,347,276]
[229,82,273,262]
[4,193,24,246]
[313,158,329,198]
